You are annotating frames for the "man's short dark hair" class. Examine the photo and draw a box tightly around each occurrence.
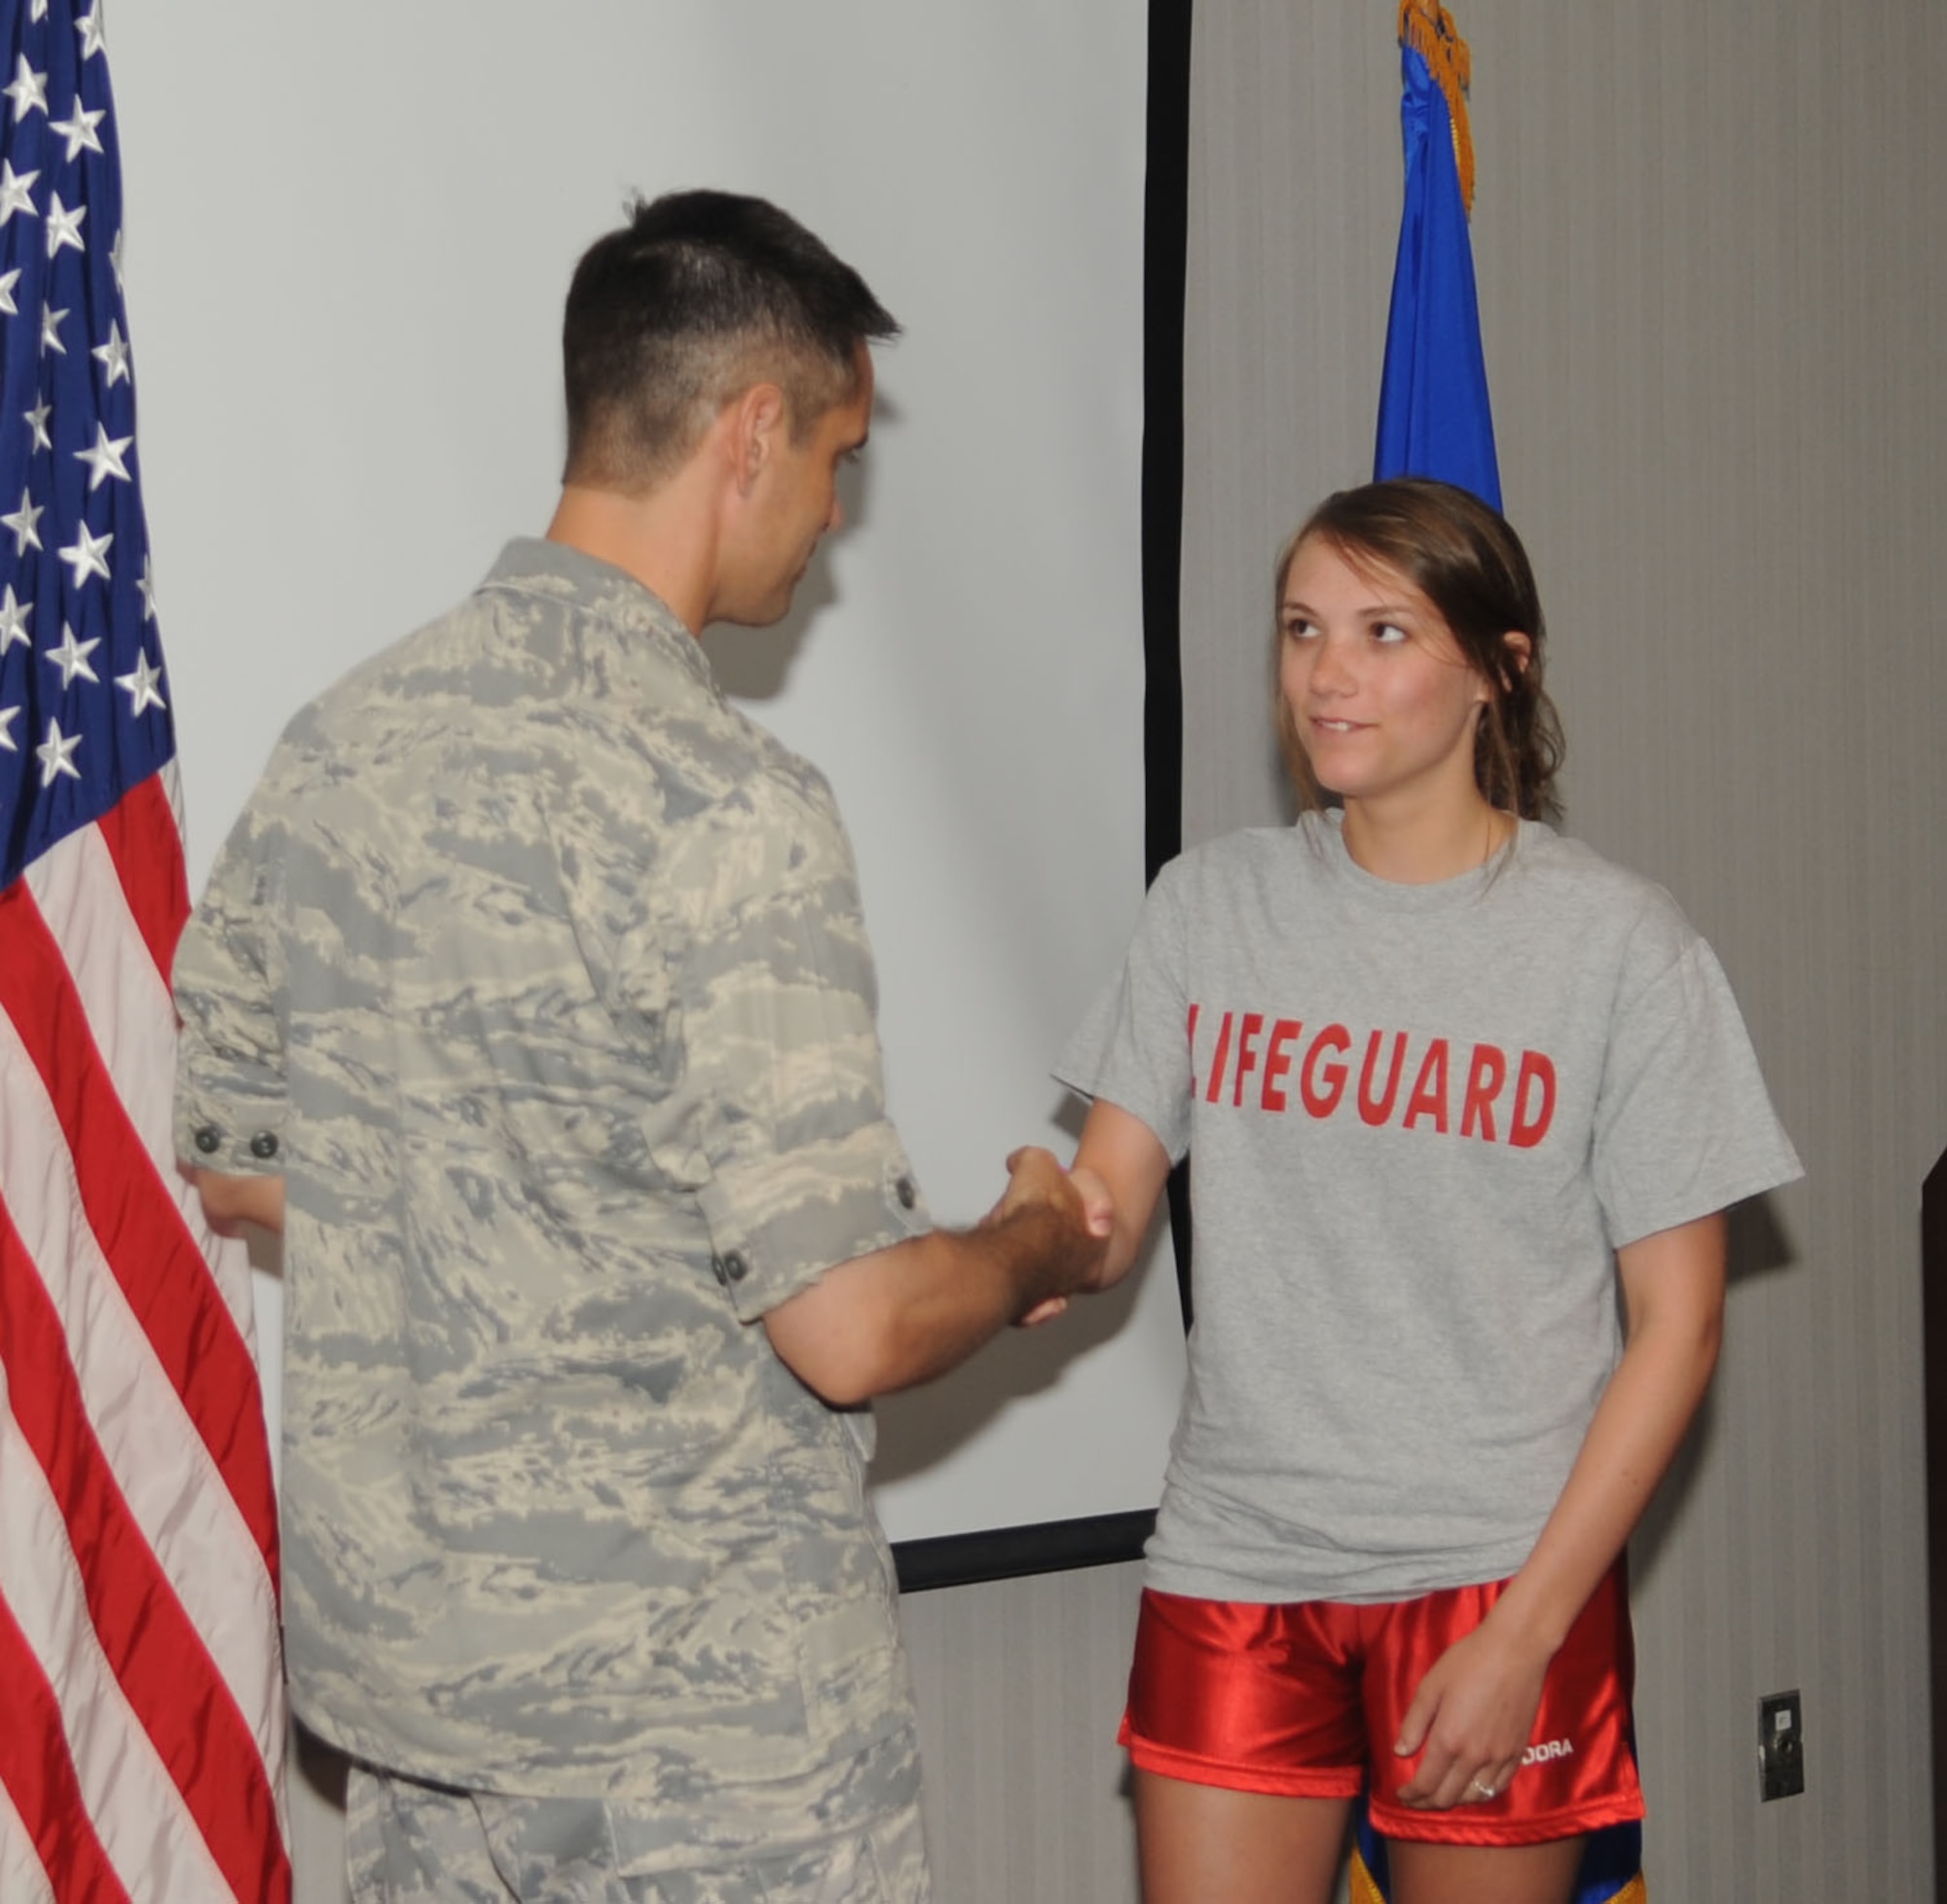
[561,189,900,492]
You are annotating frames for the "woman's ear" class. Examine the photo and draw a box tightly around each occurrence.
[1500,631,1533,685]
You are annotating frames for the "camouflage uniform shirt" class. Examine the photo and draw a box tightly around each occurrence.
[173,539,933,1847]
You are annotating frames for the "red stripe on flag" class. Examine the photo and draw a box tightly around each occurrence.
[0,881,279,1580]
[0,1593,130,1904]
[0,1209,289,1902]
[95,771,191,989]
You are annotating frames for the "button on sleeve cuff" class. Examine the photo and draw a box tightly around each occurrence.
[174,1089,289,1179]
[698,1127,932,1322]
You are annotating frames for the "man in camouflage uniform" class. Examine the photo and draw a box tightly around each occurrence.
[173,191,1108,1904]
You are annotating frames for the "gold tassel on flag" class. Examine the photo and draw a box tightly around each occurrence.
[1397,0,1477,213]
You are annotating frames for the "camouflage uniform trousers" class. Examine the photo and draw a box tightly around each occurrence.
[344,1741,933,1904]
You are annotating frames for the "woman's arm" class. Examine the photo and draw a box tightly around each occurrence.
[1014,1098,1173,1327]
[1070,1097,1174,1291]
[1393,1209,1728,1811]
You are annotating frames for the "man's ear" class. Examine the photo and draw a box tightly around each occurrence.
[728,383,789,496]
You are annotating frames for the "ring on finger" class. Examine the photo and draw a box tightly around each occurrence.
[1464,1776,1498,1802]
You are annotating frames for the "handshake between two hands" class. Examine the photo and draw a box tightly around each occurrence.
[981,1145,1118,1329]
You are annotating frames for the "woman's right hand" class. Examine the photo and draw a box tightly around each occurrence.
[1069,1100,1172,1292]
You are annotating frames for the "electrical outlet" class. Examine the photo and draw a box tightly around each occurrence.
[1759,1690,1804,1800]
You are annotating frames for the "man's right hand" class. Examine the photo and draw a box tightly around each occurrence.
[760,1148,1113,1406]
[1001,1151,1116,1326]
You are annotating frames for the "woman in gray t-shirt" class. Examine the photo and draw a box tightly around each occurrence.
[1056,480,1800,1904]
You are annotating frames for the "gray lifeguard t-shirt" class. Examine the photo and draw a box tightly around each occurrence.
[1058,814,1801,1604]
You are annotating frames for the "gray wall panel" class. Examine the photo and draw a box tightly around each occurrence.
[902,1562,1144,1904]
[1168,0,1945,1896]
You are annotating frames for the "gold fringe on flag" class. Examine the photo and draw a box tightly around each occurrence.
[1348,1849,1389,1904]
[1398,0,1477,214]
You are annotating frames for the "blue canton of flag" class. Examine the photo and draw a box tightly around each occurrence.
[0,0,170,888]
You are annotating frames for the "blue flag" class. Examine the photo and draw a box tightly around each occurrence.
[1373,0,1501,510]
[1361,36,1647,1904]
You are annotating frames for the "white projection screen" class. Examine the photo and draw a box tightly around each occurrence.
[110,3,1188,1559]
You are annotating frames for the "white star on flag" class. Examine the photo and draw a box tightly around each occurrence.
[0,159,37,222]
[0,268,18,317]
[45,189,84,257]
[115,651,166,716]
[92,319,129,384]
[136,552,157,620]
[3,487,43,552]
[74,422,131,489]
[57,519,112,586]
[35,714,82,783]
[48,99,104,163]
[108,222,124,289]
[45,621,101,686]
[0,583,31,651]
[3,55,48,120]
[24,395,51,448]
[41,303,65,352]
[0,703,18,751]
[75,5,106,60]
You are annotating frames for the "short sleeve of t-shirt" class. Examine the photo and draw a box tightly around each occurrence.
[1054,863,1194,1161]
[1589,906,1802,1248]
[645,765,931,1320]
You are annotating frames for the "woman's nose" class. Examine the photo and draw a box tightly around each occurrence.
[1307,633,1356,695]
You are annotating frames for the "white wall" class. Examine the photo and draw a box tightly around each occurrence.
[111,1,1185,1559]
[107,4,1179,1895]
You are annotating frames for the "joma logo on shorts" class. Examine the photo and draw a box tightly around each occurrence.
[1523,1739,1575,1765]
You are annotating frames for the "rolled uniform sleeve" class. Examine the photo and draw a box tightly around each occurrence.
[643,765,930,1320]
[172,809,291,1177]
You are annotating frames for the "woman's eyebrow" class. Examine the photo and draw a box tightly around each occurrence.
[1280,596,1419,617]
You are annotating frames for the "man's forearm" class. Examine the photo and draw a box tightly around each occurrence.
[761,1163,1108,1406]
[859,1205,1092,1393]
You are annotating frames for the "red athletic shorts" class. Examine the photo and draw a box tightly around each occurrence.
[1121,1562,1644,1847]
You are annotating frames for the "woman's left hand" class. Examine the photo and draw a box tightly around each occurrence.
[1387,1214,1731,1812]
[1390,1612,1553,1810]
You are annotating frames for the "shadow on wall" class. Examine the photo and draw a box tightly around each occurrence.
[700,566,829,703]
[870,1239,1162,1492]
[1630,1191,1797,1589]
[289,1724,352,1904]
[867,1089,1164,1491]
[296,1724,349,1810]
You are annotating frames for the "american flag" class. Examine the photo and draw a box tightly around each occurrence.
[0,2,289,1898]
